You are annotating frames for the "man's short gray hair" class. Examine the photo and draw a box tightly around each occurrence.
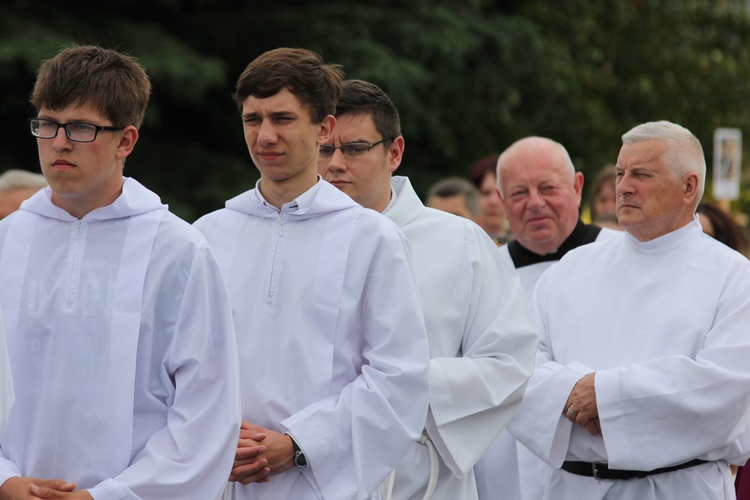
[427,177,481,218]
[0,169,48,193]
[621,120,705,201]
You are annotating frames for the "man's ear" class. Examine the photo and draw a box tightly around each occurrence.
[317,115,335,144]
[683,172,700,204]
[387,136,405,174]
[573,171,584,206]
[116,126,139,160]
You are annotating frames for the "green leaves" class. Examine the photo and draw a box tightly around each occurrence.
[3,0,750,219]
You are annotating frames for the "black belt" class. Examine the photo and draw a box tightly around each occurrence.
[561,459,709,480]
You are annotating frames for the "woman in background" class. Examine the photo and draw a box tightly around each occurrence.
[469,155,511,245]
[588,166,619,230]
[697,202,749,257]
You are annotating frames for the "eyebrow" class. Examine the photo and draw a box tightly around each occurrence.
[242,110,297,119]
[340,138,372,144]
[616,165,652,174]
[37,116,98,123]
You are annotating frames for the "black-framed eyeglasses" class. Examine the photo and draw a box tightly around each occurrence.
[319,138,394,159]
[29,118,123,143]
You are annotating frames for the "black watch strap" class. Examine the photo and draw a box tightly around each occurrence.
[289,434,308,469]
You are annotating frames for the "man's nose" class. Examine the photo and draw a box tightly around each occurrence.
[527,190,546,209]
[257,120,277,144]
[52,126,72,150]
[326,148,347,172]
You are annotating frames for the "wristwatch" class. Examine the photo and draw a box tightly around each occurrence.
[289,435,308,469]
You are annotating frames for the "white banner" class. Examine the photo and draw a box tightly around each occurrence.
[713,127,742,201]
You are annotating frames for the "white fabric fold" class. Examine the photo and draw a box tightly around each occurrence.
[508,218,750,499]
[384,177,537,500]
[0,178,241,499]
[195,179,431,500]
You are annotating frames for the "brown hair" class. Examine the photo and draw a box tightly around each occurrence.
[31,45,151,128]
[589,165,616,219]
[427,177,480,218]
[335,80,401,140]
[697,202,750,256]
[233,48,343,124]
[468,155,499,189]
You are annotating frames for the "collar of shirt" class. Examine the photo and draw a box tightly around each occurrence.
[507,219,602,268]
[382,185,398,215]
[253,176,325,214]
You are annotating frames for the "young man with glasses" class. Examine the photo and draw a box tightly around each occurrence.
[194,49,430,500]
[0,45,241,499]
[317,79,537,500]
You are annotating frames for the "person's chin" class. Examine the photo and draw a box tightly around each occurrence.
[617,215,638,227]
[525,219,553,232]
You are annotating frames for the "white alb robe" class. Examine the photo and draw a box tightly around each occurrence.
[475,225,621,500]
[194,179,431,500]
[381,177,537,500]
[507,217,750,499]
[0,178,241,499]
[498,225,621,303]
[0,313,12,435]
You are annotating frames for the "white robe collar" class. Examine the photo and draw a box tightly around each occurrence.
[225,176,359,220]
[19,177,165,222]
[624,216,703,254]
[385,176,427,227]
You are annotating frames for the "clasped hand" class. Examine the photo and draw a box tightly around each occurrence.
[0,477,92,499]
[562,372,602,436]
[230,420,296,485]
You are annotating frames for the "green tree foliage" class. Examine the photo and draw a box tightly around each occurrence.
[517,0,750,204]
[241,2,573,192]
[0,1,250,221]
[2,0,750,219]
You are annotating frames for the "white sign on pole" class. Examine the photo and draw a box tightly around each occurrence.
[713,128,742,201]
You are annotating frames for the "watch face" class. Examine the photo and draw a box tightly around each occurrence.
[294,450,308,469]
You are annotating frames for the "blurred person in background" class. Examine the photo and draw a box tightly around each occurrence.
[588,165,618,229]
[426,177,481,219]
[0,169,47,219]
[469,155,511,245]
[697,202,749,257]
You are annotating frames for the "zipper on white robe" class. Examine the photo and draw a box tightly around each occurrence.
[268,214,284,297]
[66,219,84,307]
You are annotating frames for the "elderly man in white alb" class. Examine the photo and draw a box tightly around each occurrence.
[498,137,621,301]
[475,136,621,500]
[318,79,538,500]
[506,120,750,499]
